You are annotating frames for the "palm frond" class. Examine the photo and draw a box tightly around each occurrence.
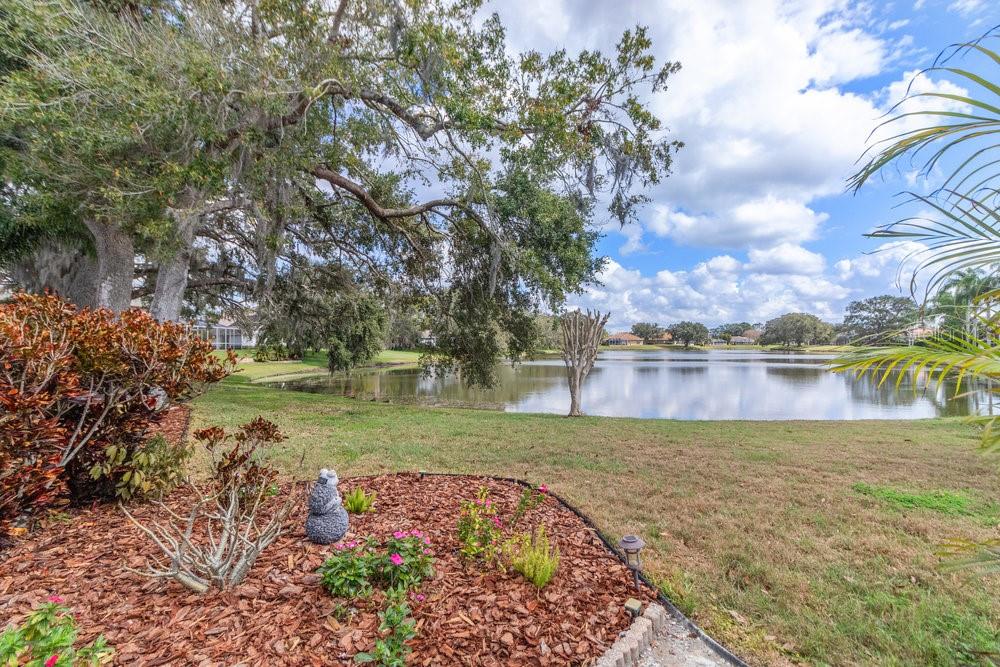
[937,538,1000,576]
[849,32,1000,203]
[866,190,1000,299]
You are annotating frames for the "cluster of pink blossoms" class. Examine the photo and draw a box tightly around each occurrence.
[332,539,362,552]
[392,528,427,540]
[391,528,432,547]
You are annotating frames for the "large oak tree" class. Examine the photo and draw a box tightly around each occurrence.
[1,0,682,385]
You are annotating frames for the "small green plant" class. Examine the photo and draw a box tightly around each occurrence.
[0,596,113,666]
[331,602,356,623]
[90,434,192,501]
[318,531,434,600]
[344,487,376,514]
[456,488,503,563]
[318,539,376,599]
[354,587,417,667]
[509,484,548,528]
[509,525,560,588]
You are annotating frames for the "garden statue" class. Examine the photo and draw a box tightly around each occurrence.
[305,469,349,544]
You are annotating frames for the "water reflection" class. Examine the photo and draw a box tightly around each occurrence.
[266,349,992,420]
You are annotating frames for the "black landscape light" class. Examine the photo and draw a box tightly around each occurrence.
[618,534,646,590]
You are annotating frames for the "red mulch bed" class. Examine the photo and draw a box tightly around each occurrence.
[0,473,656,666]
[151,404,192,448]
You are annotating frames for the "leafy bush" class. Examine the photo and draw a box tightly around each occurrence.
[89,434,191,501]
[0,292,234,532]
[456,488,503,563]
[509,525,560,588]
[252,344,290,362]
[354,587,417,667]
[0,596,113,666]
[343,487,376,514]
[319,539,377,599]
[318,531,434,599]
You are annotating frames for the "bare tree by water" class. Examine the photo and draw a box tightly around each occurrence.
[560,310,610,417]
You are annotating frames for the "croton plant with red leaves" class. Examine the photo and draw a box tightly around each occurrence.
[0,292,235,535]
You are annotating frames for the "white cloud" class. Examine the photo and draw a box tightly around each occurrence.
[834,240,927,287]
[484,0,966,328]
[948,0,985,17]
[746,243,826,275]
[809,28,886,86]
[647,198,828,249]
[569,240,928,330]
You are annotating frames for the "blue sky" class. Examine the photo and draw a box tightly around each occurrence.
[487,0,999,330]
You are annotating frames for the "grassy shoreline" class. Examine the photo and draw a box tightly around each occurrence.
[194,375,1000,665]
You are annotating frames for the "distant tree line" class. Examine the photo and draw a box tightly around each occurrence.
[613,290,959,349]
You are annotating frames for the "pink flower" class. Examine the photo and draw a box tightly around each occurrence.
[45,656,59,667]
[333,544,345,551]
[46,595,64,604]
[409,529,423,538]
[538,484,548,494]
[392,530,407,540]
[423,537,431,545]
[485,499,492,507]
[389,553,404,566]
[491,516,502,528]
[414,593,425,603]
[423,548,433,556]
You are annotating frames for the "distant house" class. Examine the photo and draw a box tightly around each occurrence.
[648,332,673,344]
[742,329,763,343]
[710,338,726,346]
[729,335,754,345]
[192,318,256,350]
[604,332,643,346]
[904,324,937,345]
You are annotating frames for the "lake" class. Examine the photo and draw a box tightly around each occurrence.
[264,349,994,420]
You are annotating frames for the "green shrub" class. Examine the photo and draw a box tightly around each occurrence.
[0,597,113,666]
[89,434,191,501]
[353,587,416,667]
[252,344,290,362]
[456,488,502,564]
[318,531,434,600]
[509,525,560,588]
[318,539,376,599]
[343,487,376,514]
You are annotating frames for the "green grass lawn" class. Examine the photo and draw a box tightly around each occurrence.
[218,349,422,383]
[193,376,1000,666]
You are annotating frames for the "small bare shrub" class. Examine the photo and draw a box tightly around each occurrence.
[123,418,299,593]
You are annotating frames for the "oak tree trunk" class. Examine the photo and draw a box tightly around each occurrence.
[150,189,203,321]
[84,219,134,312]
